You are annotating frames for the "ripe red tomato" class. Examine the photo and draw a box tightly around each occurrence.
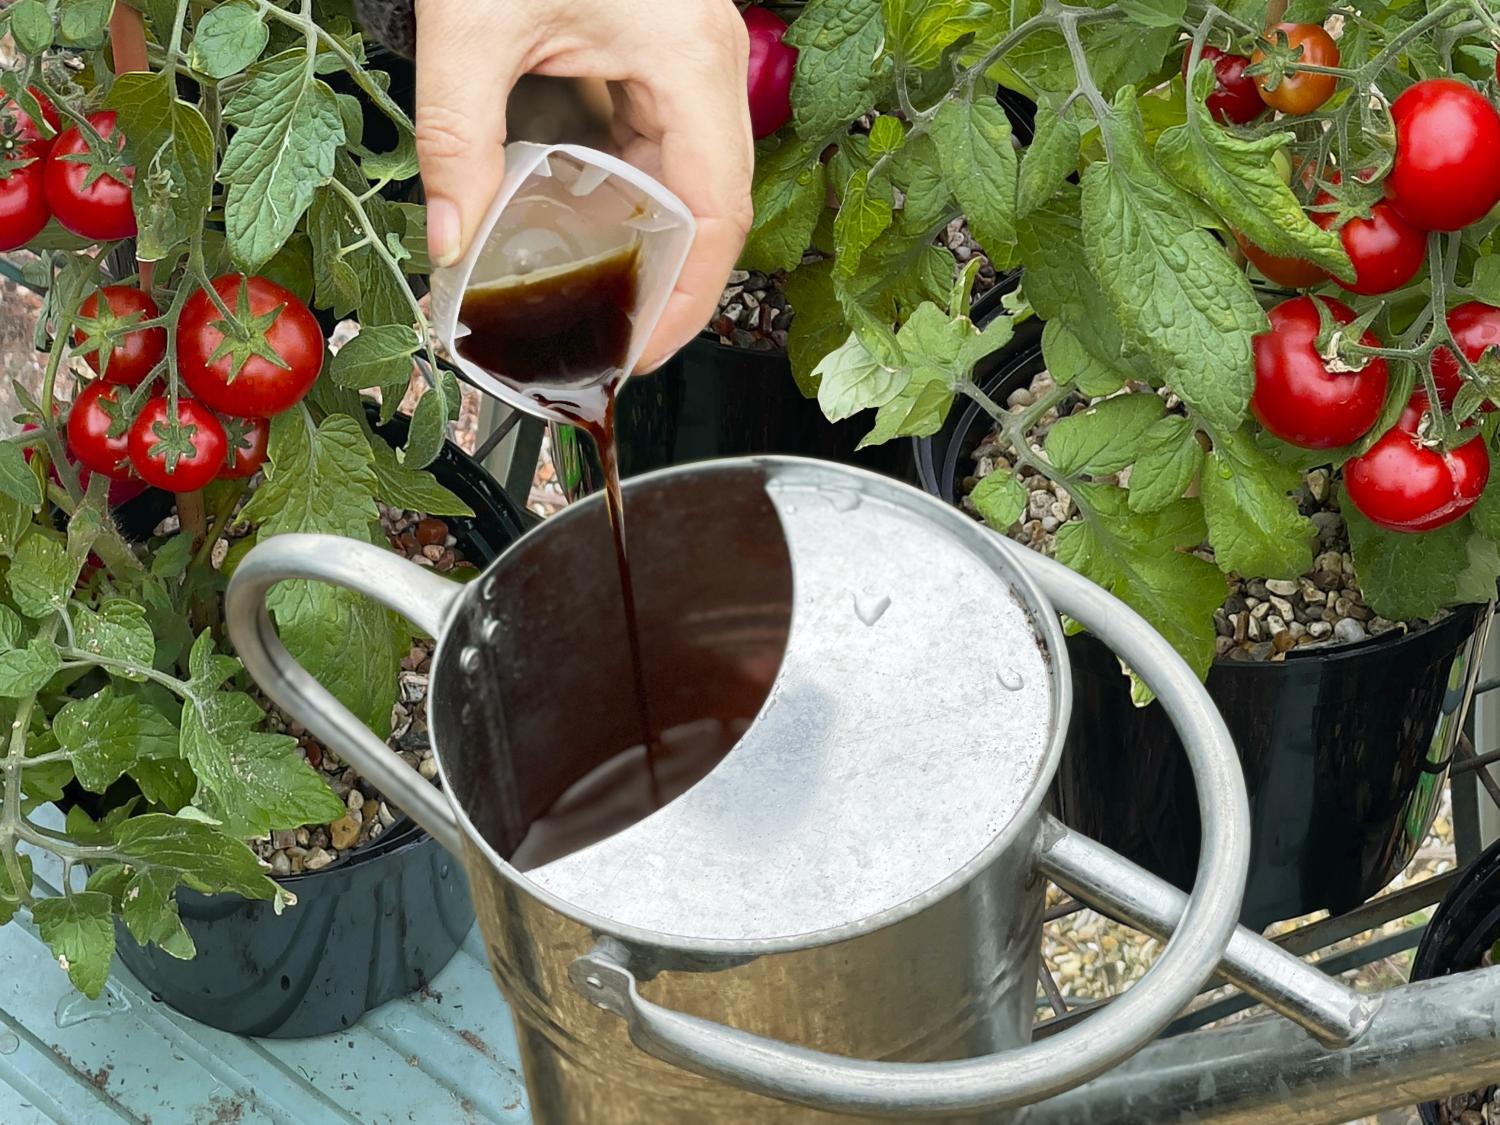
[1310,186,1425,296]
[1344,395,1490,532]
[0,157,48,252]
[1432,302,1500,410]
[43,111,136,241]
[0,87,59,159]
[1252,23,1339,116]
[1385,79,1500,232]
[177,274,324,419]
[218,415,270,479]
[127,396,227,493]
[1251,296,1389,449]
[743,6,797,139]
[66,380,135,482]
[1235,231,1326,289]
[73,286,166,387]
[1182,46,1263,125]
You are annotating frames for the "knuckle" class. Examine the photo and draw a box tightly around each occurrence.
[414,106,474,164]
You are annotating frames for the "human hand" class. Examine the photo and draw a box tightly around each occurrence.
[410,0,755,372]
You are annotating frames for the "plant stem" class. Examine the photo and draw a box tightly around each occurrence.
[191,480,248,571]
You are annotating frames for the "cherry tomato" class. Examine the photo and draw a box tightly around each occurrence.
[1252,23,1339,116]
[1235,231,1326,289]
[0,157,48,252]
[1182,45,1263,125]
[0,87,59,159]
[177,274,324,419]
[72,286,166,387]
[1251,296,1389,449]
[127,396,227,493]
[1310,184,1425,296]
[1385,79,1500,232]
[43,111,136,241]
[743,6,797,139]
[66,381,135,482]
[218,415,270,479]
[25,413,147,504]
[1432,302,1500,411]
[1344,395,1490,532]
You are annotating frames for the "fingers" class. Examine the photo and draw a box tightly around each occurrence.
[412,1,536,267]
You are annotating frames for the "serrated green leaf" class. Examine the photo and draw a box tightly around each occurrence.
[784,0,886,138]
[58,0,112,45]
[1198,428,1313,579]
[1080,91,1266,434]
[931,97,1016,255]
[237,409,379,538]
[884,0,989,69]
[0,604,21,648]
[308,187,361,316]
[815,333,901,422]
[1118,0,1186,27]
[368,438,473,517]
[33,892,114,998]
[109,76,216,263]
[362,131,419,182]
[1003,0,1174,97]
[868,115,905,155]
[743,140,827,275]
[1345,499,1469,621]
[891,134,952,235]
[784,263,847,397]
[833,169,893,280]
[1040,320,1126,397]
[1471,257,1500,307]
[8,534,79,619]
[0,854,33,925]
[150,532,194,579]
[54,687,178,793]
[71,600,155,671]
[0,638,59,698]
[1017,100,1080,219]
[970,472,1026,529]
[9,0,54,53]
[404,372,455,470]
[1046,395,1165,475]
[114,814,280,900]
[220,51,345,270]
[1129,416,1203,512]
[0,443,41,508]
[330,324,418,393]
[189,0,269,78]
[111,866,195,956]
[0,495,29,558]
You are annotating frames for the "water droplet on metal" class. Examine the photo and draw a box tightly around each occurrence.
[54,983,129,1028]
[823,488,861,513]
[460,646,481,674]
[0,1030,18,1054]
[852,592,892,627]
[997,668,1025,692]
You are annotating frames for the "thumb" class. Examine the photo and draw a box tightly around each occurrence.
[413,3,533,267]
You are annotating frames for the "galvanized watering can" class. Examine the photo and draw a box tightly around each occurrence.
[227,457,1474,1124]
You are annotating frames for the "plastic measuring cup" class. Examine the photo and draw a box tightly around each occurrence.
[428,143,696,426]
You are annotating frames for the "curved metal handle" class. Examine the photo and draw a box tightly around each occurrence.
[224,533,467,856]
[570,542,1252,1118]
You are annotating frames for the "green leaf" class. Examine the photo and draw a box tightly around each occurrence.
[237,409,379,538]
[110,78,216,263]
[1046,395,1165,475]
[1056,486,1224,677]
[931,97,1016,256]
[0,496,30,558]
[308,188,361,317]
[856,302,991,446]
[784,263,847,397]
[220,51,345,270]
[150,532,194,579]
[883,0,990,69]
[54,688,179,793]
[404,370,458,470]
[1080,90,1266,433]
[188,0,269,78]
[368,438,474,517]
[970,472,1026,529]
[1118,0,1186,27]
[1345,500,1469,621]
[0,443,41,508]
[0,638,60,698]
[72,600,155,671]
[1003,0,1174,97]
[9,0,54,53]
[1198,429,1313,579]
[1040,320,1126,397]
[0,854,33,926]
[833,170,893,280]
[784,0,886,138]
[0,605,20,649]
[1128,416,1203,513]
[99,865,195,957]
[361,131,419,182]
[1471,257,1500,307]
[114,814,280,900]
[33,892,115,999]
[815,333,901,421]
[1017,100,1080,219]
[58,0,112,45]
[867,115,905,156]
[743,139,827,275]
[1157,106,1350,277]
[330,324,419,396]
[8,534,79,619]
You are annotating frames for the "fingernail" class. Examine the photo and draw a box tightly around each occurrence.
[427,198,462,268]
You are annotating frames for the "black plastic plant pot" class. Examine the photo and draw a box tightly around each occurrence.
[916,322,1491,930]
[113,413,530,1038]
[1413,838,1500,1123]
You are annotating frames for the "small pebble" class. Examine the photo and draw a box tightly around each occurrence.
[304,848,335,872]
[1264,579,1297,597]
[419,757,439,780]
[330,813,362,850]
[1334,617,1368,644]
[270,852,292,878]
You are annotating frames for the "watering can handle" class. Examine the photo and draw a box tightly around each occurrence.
[224,533,469,856]
[570,545,1259,1118]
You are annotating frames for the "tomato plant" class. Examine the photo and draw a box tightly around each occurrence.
[1385,79,1500,232]
[65,380,134,481]
[1432,302,1500,410]
[1344,396,1490,532]
[1251,23,1339,115]
[0,156,47,252]
[43,110,136,241]
[1234,232,1325,289]
[744,6,797,139]
[1310,186,1425,297]
[178,275,324,418]
[127,396,227,492]
[218,415,270,479]
[1182,46,1262,125]
[73,286,165,386]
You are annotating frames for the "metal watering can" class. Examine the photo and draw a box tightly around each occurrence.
[227,457,1444,1124]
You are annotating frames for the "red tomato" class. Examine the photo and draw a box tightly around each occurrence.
[0,87,59,159]
[127,396,227,493]
[1235,231,1326,289]
[25,413,147,504]
[1385,79,1500,232]
[0,157,48,252]
[1252,23,1340,116]
[1182,46,1264,125]
[218,415,270,479]
[43,111,136,241]
[1310,185,1425,296]
[743,6,797,139]
[177,274,324,419]
[1251,296,1389,449]
[65,381,135,482]
[1431,302,1500,411]
[73,286,166,387]
[1344,395,1490,532]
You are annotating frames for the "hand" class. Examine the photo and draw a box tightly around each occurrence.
[411,0,755,372]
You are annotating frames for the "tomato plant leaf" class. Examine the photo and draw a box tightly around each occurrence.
[1040,320,1126,397]
[1118,0,1186,28]
[1198,428,1314,579]
[1128,415,1203,513]
[72,599,155,672]
[0,854,33,926]
[742,138,827,275]
[1046,394,1165,475]
[58,0,112,46]
[1002,0,1174,96]
[404,369,459,470]
[1346,500,1469,621]
[970,472,1027,530]
[883,0,991,69]
[329,323,418,394]
[368,437,474,518]
[8,533,80,619]
[0,442,42,508]
[33,891,114,999]
[0,638,60,698]
[815,333,902,421]
[189,0,270,79]
[54,688,179,793]
[833,169,893,280]
[220,51,345,270]
[110,76,217,262]
[931,97,1017,256]
[784,0,887,138]
[784,263,846,398]
[1017,99,1080,219]
[115,814,281,902]
[890,135,952,235]
[237,409,379,539]
[8,0,54,54]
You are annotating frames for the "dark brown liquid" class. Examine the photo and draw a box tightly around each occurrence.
[457,242,663,803]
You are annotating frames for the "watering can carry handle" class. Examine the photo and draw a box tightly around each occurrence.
[570,546,1258,1118]
[224,533,469,856]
